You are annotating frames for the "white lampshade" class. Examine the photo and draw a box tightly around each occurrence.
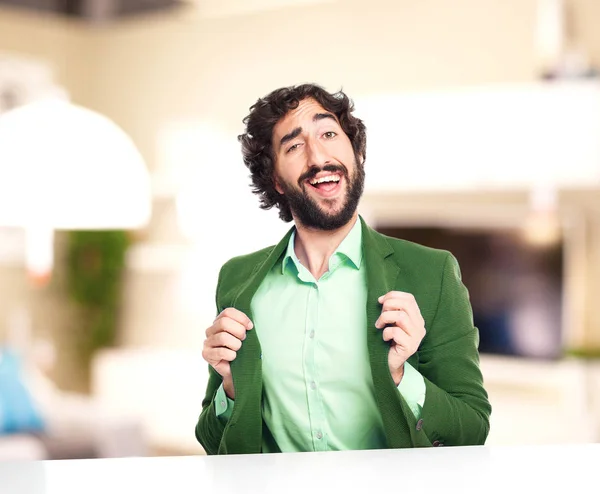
[0,97,151,229]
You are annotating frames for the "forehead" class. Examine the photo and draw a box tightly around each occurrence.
[272,98,337,139]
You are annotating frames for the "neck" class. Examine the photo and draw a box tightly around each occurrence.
[293,212,359,280]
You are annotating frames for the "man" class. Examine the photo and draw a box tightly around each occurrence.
[195,84,491,455]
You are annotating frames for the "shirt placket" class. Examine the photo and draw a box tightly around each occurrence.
[304,279,328,451]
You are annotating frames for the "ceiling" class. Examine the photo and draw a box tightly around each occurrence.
[0,0,340,22]
[189,0,338,18]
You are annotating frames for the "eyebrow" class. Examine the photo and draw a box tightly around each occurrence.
[279,127,302,148]
[313,112,337,123]
[278,112,338,149]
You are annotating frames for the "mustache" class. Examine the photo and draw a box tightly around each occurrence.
[299,164,348,185]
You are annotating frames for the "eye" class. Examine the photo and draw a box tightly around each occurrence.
[286,143,301,154]
[323,131,337,139]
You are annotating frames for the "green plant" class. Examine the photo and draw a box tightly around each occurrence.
[65,230,130,367]
[565,347,600,359]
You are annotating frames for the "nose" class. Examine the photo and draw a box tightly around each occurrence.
[306,137,331,168]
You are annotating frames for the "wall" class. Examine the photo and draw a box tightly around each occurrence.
[83,0,538,170]
[0,7,97,103]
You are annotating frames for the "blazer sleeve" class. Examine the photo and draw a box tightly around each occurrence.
[194,264,229,455]
[418,252,492,446]
[195,366,227,454]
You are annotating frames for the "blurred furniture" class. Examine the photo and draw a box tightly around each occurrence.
[0,434,46,461]
[0,350,148,461]
[355,81,600,194]
[91,348,207,456]
[480,355,599,445]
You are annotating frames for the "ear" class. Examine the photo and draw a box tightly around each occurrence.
[274,176,284,195]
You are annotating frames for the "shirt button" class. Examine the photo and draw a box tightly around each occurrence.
[220,401,226,408]
[310,381,317,390]
[309,330,315,339]
[316,432,323,440]
[416,419,424,431]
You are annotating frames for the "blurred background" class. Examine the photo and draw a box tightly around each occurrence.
[0,0,599,460]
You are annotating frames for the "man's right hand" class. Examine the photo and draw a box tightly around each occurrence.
[202,307,253,400]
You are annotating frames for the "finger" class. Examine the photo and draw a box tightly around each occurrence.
[375,310,412,334]
[214,307,254,330]
[381,301,423,327]
[209,331,243,352]
[383,326,412,349]
[207,316,248,340]
[378,293,424,327]
[202,346,237,365]
[380,296,420,315]
[379,291,422,314]
[382,326,395,342]
[212,361,232,380]
[378,291,415,304]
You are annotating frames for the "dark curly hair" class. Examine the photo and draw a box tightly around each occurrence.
[237,83,367,222]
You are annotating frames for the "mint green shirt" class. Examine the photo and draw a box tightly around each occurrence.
[214,217,426,452]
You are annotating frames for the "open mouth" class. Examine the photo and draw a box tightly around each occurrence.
[306,173,342,195]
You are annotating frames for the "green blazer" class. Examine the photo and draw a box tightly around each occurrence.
[195,216,491,454]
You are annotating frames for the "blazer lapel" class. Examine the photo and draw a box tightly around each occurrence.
[361,216,426,447]
[224,225,294,454]
[231,224,294,358]
[361,216,401,375]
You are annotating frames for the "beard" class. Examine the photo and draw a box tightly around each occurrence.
[277,159,365,231]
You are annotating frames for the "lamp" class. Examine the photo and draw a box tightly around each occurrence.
[0,93,151,284]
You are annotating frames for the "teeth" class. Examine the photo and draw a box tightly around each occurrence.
[309,175,340,185]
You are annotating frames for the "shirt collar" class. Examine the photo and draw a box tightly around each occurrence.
[282,216,363,275]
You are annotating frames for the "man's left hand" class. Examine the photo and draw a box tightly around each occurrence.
[375,291,426,385]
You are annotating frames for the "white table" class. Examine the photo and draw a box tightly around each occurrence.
[1,443,598,493]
